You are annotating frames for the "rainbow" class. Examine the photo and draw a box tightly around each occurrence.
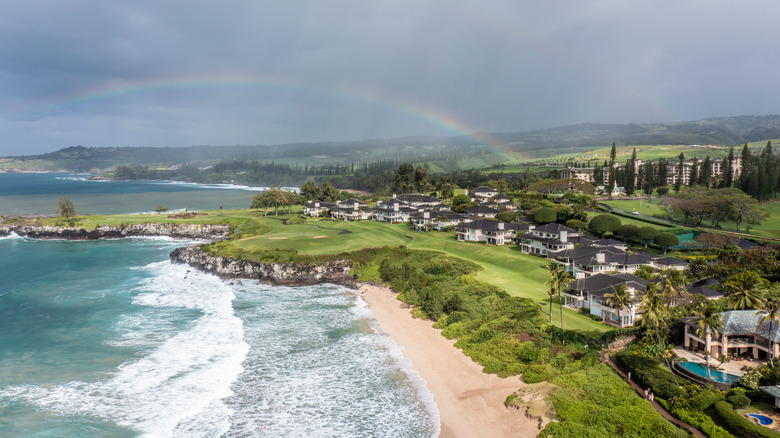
[3,72,502,148]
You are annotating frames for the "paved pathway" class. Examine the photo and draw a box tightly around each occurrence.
[604,358,706,438]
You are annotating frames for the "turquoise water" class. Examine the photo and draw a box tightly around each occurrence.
[0,173,266,215]
[677,361,741,384]
[0,174,438,437]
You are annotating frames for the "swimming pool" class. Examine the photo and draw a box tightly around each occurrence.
[677,361,741,384]
[748,414,774,425]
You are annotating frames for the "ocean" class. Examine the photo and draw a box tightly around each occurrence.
[0,174,438,437]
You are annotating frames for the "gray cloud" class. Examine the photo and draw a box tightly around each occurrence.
[1,0,779,155]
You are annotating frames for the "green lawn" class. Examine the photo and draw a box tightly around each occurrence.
[222,213,609,337]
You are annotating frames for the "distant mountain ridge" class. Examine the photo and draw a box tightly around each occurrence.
[469,115,780,151]
[4,115,780,171]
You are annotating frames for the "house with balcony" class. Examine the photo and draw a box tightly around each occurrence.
[564,273,648,327]
[303,201,337,217]
[411,211,469,231]
[455,219,529,245]
[683,310,780,360]
[374,199,421,223]
[555,246,656,278]
[331,199,371,221]
[515,223,579,257]
[466,186,498,202]
[393,193,442,208]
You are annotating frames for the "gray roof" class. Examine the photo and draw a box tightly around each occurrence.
[455,219,520,232]
[654,257,689,266]
[533,223,577,235]
[759,386,780,399]
[394,194,441,204]
[466,206,500,215]
[685,310,780,342]
[569,273,649,298]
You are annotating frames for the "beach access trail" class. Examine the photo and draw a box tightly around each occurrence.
[360,284,540,438]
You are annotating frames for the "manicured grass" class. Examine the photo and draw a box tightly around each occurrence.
[223,214,609,337]
[602,199,671,219]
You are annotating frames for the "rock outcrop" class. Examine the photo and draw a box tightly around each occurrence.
[0,223,230,240]
[169,244,354,286]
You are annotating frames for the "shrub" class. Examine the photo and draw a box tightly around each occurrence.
[565,219,588,232]
[654,232,680,253]
[726,391,750,409]
[589,214,622,237]
[533,207,557,224]
[616,224,639,239]
[713,400,777,438]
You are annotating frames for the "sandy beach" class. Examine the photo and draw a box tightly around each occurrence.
[359,284,541,438]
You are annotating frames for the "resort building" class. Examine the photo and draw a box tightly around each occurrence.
[515,223,579,257]
[563,273,648,327]
[454,219,528,245]
[465,205,500,218]
[411,211,469,231]
[554,246,656,278]
[374,199,421,223]
[393,193,442,208]
[331,199,371,221]
[303,201,337,217]
[683,310,780,360]
[466,186,498,202]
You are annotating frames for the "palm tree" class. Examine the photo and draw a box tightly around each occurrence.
[605,284,632,346]
[760,298,780,369]
[640,283,679,385]
[658,269,690,307]
[725,271,768,310]
[693,303,724,390]
[556,269,574,330]
[544,262,560,323]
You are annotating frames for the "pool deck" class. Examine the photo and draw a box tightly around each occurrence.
[674,347,765,377]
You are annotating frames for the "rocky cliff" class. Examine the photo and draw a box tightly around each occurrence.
[169,244,354,286]
[0,223,230,240]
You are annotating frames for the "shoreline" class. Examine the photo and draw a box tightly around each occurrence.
[358,283,541,438]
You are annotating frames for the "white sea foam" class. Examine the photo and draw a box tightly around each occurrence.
[0,262,249,438]
[0,232,23,240]
[223,283,439,437]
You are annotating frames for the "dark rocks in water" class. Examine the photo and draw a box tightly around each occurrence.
[169,244,354,287]
[0,223,230,240]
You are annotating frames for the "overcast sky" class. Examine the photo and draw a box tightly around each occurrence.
[1,1,778,156]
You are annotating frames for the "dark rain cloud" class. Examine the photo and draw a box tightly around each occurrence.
[1,0,779,155]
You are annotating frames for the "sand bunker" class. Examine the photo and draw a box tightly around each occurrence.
[313,235,327,238]
[267,237,289,240]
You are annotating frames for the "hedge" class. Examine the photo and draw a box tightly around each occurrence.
[614,352,684,399]
[712,401,778,438]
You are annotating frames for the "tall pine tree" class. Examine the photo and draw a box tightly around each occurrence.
[700,155,712,188]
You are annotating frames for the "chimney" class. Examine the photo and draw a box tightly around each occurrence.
[392,194,397,198]
[424,212,430,219]
[498,222,504,230]
[394,203,399,212]
[314,202,319,207]
[560,230,568,242]
[464,189,469,196]
[596,252,605,263]
[353,202,358,209]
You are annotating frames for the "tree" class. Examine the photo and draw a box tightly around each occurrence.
[555,268,574,329]
[57,196,77,221]
[658,270,690,306]
[250,191,269,216]
[674,152,685,193]
[640,283,679,385]
[414,166,432,192]
[154,205,169,214]
[693,303,724,390]
[727,190,769,232]
[394,164,415,193]
[607,142,617,197]
[724,271,768,310]
[760,298,780,369]
[636,226,658,248]
[495,211,516,222]
[451,194,472,213]
[299,180,322,201]
[719,147,734,188]
[688,257,708,279]
[624,148,637,196]
[544,262,560,323]
[437,175,455,203]
[615,224,638,240]
[533,207,557,224]
[321,181,340,202]
[654,232,679,254]
[588,214,621,238]
[699,156,712,187]
[604,284,632,346]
